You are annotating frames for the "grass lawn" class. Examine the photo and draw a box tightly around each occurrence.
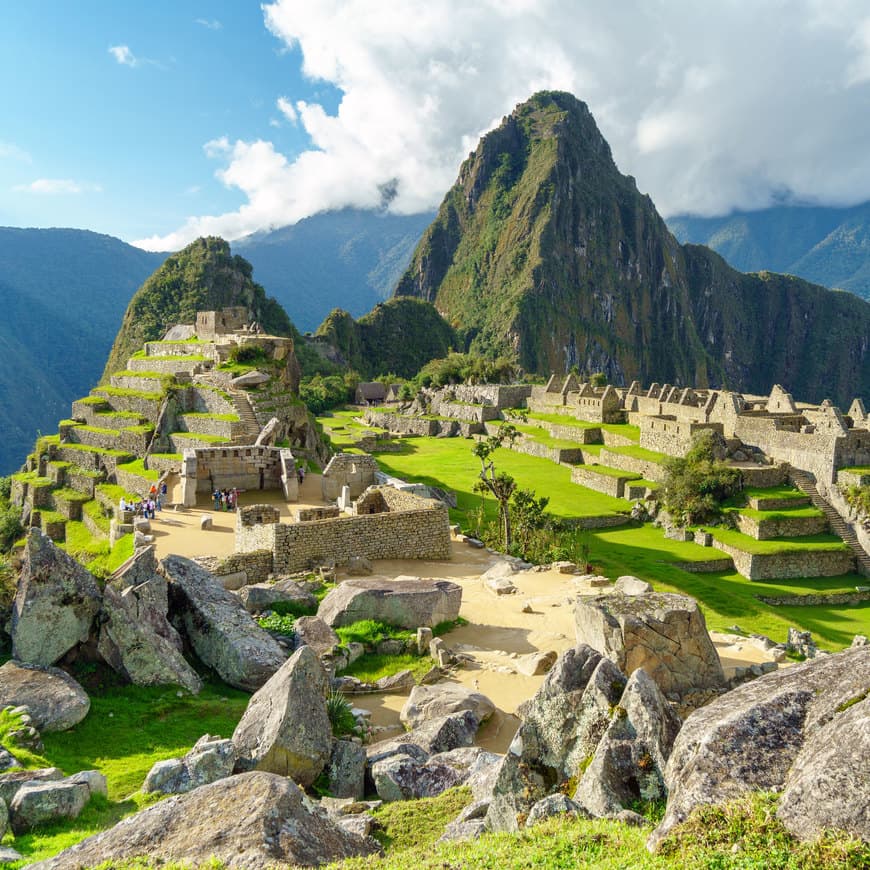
[702,526,849,555]
[603,444,669,464]
[578,463,642,480]
[117,459,160,482]
[740,485,807,503]
[513,423,587,451]
[525,411,640,442]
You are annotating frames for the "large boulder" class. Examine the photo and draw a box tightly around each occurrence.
[400,684,495,729]
[142,734,236,795]
[318,576,461,629]
[232,645,333,787]
[369,711,481,761]
[648,647,870,850]
[11,532,102,666]
[0,662,90,732]
[27,771,380,869]
[372,746,491,802]
[0,768,63,806]
[574,591,725,696]
[294,616,340,657]
[574,668,681,817]
[485,645,626,832]
[161,555,285,692]
[237,579,318,615]
[327,740,366,800]
[98,584,202,694]
[9,778,91,834]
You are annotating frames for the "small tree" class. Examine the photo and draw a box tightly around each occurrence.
[473,423,519,550]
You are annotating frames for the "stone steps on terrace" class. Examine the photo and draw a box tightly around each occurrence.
[791,470,870,575]
[90,388,165,422]
[229,392,263,442]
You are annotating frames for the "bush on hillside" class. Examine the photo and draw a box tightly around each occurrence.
[662,430,742,525]
[299,371,360,415]
[843,484,870,518]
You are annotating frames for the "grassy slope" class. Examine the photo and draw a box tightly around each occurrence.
[319,410,869,647]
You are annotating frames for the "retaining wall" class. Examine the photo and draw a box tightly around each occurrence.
[599,448,667,482]
[734,512,828,541]
[709,539,855,580]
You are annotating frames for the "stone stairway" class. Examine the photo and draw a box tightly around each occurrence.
[790,469,870,576]
[229,391,262,442]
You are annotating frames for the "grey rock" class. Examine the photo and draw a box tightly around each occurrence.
[199,514,212,530]
[237,580,318,614]
[0,661,90,732]
[514,650,558,676]
[0,846,22,863]
[400,683,495,729]
[485,645,626,833]
[294,616,340,656]
[526,793,588,827]
[26,772,379,869]
[374,669,417,693]
[365,740,429,769]
[613,575,653,595]
[346,556,373,575]
[11,531,102,666]
[574,668,681,817]
[372,746,488,802]
[417,626,433,655]
[336,812,374,838]
[98,584,202,694]
[10,778,90,834]
[0,795,6,839]
[575,591,725,696]
[142,734,236,794]
[318,575,461,629]
[0,768,63,806]
[328,740,366,800]
[231,370,270,388]
[649,647,870,850]
[68,770,107,798]
[437,819,487,843]
[233,645,332,788]
[375,638,405,656]
[161,555,285,692]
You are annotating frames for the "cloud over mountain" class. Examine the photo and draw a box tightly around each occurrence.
[135,0,870,251]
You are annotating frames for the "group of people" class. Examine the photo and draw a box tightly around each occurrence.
[119,481,167,519]
[212,487,239,511]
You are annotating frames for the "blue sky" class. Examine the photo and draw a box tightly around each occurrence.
[0,2,339,242]
[4,2,870,251]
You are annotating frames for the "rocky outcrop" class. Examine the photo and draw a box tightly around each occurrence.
[372,746,493,802]
[327,740,366,800]
[0,662,90,732]
[294,616,340,656]
[232,645,332,787]
[161,555,285,692]
[28,771,380,869]
[574,668,681,817]
[98,584,203,694]
[142,734,236,795]
[649,647,870,849]
[486,645,626,832]
[318,576,461,629]
[574,591,725,696]
[400,684,495,729]
[11,532,101,666]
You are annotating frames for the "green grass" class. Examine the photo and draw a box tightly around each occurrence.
[525,411,640,441]
[95,482,139,505]
[117,459,160,482]
[170,432,232,444]
[10,471,53,486]
[513,422,587,450]
[181,412,240,422]
[838,465,870,474]
[76,423,121,437]
[334,619,416,647]
[57,521,109,561]
[64,464,102,479]
[74,395,109,406]
[52,487,92,504]
[741,485,807,502]
[59,443,135,459]
[122,424,156,436]
[732,505,824,521]
[34,508,67,525]
[148,452,183,462]
[604,444,669,464]
[94,386,165,401]
[112,370,173,382]
[702,526,849,555]
[87,534,135,578]
[82,499,111,534]
[577,463,642,480]
[339,652,433,683]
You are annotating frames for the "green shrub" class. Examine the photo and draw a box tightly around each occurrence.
[256,612,296,637]
[270,599,318,618]
[326,690,357,737]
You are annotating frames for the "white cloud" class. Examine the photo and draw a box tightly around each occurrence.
[276,96,298,124]
[14,178,102,195]
[109,44,137,67]
[136,0,870,250]
[196,18,223,31]
[0,141,31,163]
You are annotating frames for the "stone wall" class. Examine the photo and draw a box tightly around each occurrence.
[209,549,274,584]
[321,453,379,501]
[443,384,532,409]
[127,356,210,375]
[599,448,667,482]
[757,590,870,606]
[571,466,637,498]
[144,341,208,357]
[55,445,133,474]
[437,402,500,423]
[734,512,829,541]
[362,411,440,437]
[639,418,723,456]
[236,501,451,573]
[838,468,870,488]
[178,413,243,440]
[709,538,855,580]
[545,422,601,444]
[512,437,586,466]
[180,445,297,502]
[90,390,164,421]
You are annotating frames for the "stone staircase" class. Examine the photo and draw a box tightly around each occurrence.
[230,391,262,442]
[790,469,870,576]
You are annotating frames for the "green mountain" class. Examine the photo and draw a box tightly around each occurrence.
[103,237,294,378]
[312,297,456,378]
[668,203,870,302]
[0,228,165,475]
[234,208,433,331]
[395,91,870,405]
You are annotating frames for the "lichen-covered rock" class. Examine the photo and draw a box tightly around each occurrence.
[372,711,481,761]
[318,576,461,629]
[26,772,380,869]
[0,662,90,732]
[98,584,202,694]
[400,684,495,729]
[142,734,236,795]
[574,591,725,696]
[0,795,7,839]
[649,647,870,850]
[237,579,318,615]
[161,555,285,692]
[485,645,626,833]
[574,668,681,817]
[293,616,340,656]
[232,645,332,787]
[328,740,366,800]
[526,793,588,827]
[9,778,90,834]
[613,576,653,595]
[0,768,63,806]
[372,746,490,802]
[11,532,102,666]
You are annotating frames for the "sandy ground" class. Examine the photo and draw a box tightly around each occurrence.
[150,481,782,753]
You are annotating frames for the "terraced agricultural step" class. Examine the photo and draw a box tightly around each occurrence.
[126,355,212,374]
[790,470,870,575]
[229,392,262,442]
[571,463,642,498]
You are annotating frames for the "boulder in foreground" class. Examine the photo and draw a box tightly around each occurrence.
[0,661,90,732]
[27,771,380,869]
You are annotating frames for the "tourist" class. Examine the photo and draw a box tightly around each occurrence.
[119,497,127,513]
[213,489,221,511]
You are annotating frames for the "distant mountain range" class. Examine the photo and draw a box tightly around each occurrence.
[668,203,870,301]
